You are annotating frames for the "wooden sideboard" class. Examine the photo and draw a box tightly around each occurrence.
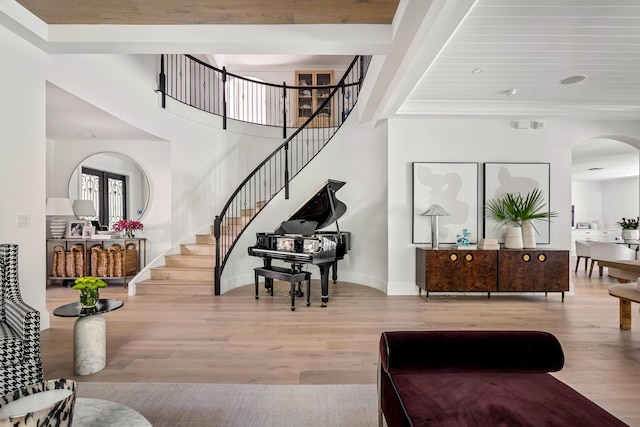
[416,247,569,301]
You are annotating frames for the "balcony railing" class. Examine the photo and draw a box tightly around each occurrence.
[160,55,369,136]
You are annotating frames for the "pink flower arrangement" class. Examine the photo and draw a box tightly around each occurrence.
[113,219,144,237]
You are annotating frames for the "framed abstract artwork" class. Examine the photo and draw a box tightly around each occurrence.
[412,162,479,245]
[483,162,551,244]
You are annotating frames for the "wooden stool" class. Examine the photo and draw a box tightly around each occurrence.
[254,266,311,311]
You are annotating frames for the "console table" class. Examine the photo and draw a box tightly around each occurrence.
[416,247,569,301]
[47,237,147,287]
[53,299,124,375]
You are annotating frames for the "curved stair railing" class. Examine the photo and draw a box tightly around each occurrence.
[212,56,371,294]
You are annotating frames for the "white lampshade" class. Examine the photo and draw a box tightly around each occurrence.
[46,198,74,239]
[46,198,74,217]
[72,200,97,218]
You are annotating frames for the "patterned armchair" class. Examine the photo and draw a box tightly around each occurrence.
[0,243,43,395]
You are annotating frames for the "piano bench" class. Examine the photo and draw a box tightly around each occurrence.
[254,266,312,311]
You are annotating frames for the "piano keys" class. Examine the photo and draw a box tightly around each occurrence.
[248,179,350,307]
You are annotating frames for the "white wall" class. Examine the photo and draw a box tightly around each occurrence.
[571,181,603,227]
[0,39,289,326]
[387,118,640,295]
[44,53,286,253]
[572,178,639,230]
[222,108,389,294]
[0,25,49,327]
[602,176,639,229]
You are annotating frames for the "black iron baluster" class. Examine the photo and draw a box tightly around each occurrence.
[222,67,228,130]
[282,81,287,138]
[284,142,290,200]
[159,55,166,109]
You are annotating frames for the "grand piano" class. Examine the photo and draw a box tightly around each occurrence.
[248,179,350,307]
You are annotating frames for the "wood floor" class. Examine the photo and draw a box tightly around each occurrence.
[42,258,640,425]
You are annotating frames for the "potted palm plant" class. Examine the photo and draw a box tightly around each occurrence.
[517,188,558,248]
[486,192,524,249]
[486,188,557,249]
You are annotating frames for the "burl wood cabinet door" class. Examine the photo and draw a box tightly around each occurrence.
[498,250,569,292]
[424,250,460,291]
[456,250,497,291]
[425,250,497,292]
[536,251,569,292]
[498,251,537,291]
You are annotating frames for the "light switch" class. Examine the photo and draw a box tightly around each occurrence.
[17,214,31,227]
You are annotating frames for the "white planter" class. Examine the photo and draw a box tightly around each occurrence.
[621,229,639,243]
[504,226,524,249]
[522,220,536,249]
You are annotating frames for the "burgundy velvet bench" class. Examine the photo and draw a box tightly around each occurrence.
[378,330,628,427]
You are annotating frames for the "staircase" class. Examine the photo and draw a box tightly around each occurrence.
[135,207,257,295]
[138,55,370,296]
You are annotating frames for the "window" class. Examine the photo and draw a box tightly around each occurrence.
[81,167,128,230]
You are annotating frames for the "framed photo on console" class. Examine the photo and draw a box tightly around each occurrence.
[412,162,478,245]
[82,226,96,238]
[67,220,89,238]
[483,162,551,244]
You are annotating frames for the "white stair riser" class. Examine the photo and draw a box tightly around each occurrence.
[165,256,215,268]
[151,268,213,281]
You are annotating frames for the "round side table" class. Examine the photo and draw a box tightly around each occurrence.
[74,398,151,426]
[53,299,124,375]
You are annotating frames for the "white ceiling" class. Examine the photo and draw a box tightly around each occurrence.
[46,83,163,142]
[7,0,640,181]
[401,0,640,120]
[572,138,639,182]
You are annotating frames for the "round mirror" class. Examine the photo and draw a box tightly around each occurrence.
[68,152,149,229]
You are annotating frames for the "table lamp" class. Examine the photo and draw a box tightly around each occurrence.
[46,198,74,238]
[72,199,97,220]
[421,204,451,249]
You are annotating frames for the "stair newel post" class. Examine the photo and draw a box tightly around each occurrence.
[222,67,228,130]
[282,81,287,139]
[213,215,222,295]
[284,142,290,200]
[159,54,167,109]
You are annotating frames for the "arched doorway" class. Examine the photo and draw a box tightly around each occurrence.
[571,137,640,253]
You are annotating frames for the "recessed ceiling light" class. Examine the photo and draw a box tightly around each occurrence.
[472,68,484,74]
[560,75,587,85]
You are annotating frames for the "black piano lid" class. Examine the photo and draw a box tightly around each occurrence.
[280,179,346,231]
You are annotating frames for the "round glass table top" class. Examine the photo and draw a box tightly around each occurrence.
[53,298,124,317]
